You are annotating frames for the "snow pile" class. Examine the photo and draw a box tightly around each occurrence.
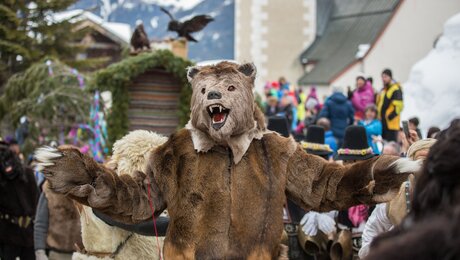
[402,12,460,131]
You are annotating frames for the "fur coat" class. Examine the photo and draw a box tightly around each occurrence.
[36,62,420,259]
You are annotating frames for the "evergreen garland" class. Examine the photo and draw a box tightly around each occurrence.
[89,50,193,147]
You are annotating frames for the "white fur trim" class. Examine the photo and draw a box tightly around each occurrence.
[390,158,422,174]
[34,146,62,171]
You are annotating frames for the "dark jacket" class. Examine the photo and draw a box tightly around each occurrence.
[318,93,354,140]
[0,166,39,248]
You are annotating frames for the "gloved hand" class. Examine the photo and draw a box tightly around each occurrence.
[300,212,318,236]
[317,212,337,234]
[35,249,48,260]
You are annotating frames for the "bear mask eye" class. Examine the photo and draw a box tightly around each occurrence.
[201,88,206,94]
[228,85,235,91]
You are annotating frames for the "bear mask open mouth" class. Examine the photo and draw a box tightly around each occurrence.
[207,104,230,130]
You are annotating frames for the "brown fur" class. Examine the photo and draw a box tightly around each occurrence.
[189,62,257,145]
[43,181,82,252]
[37,62,414,259]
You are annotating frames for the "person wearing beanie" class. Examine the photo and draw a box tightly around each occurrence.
[376,68,403,142]
[318,86,354,148]
[351,75,375,120]
[358,138,437,259]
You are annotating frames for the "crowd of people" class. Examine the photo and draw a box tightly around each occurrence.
[262,68,456,259]
[263,68,441,158]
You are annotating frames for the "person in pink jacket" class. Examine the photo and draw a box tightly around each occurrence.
[351,76,375,120]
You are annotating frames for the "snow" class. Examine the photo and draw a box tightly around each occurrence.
[150,16,159,28]
[140,0,204,11]
[212,32,220,40]
[123,2,136,9]
[402,12,460,132]
[51,9,132,44]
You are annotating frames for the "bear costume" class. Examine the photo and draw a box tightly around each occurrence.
[35,62,419,259]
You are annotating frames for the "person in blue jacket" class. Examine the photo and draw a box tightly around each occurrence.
[358,104,382,154]
[318,86,354,148]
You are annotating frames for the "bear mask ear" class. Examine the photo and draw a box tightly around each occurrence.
[187,66,200,82]
[237,63,257,82]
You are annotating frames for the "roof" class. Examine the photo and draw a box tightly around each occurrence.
[298,0,401,86]
[51,9,132,45]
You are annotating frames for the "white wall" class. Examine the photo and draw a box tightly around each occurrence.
[235,0,316,94]
[332,0,460,92]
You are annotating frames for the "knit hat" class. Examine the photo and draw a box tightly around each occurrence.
[301,125,333,156]
[406,138,437,160]
[336,126,374,161]
[331,85,344,94]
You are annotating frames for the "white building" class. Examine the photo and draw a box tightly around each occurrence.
[298,0,460,100]
[234,0,316,93]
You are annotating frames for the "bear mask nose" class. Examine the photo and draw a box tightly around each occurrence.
[207,91,222,100]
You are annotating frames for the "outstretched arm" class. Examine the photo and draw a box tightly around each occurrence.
[35,146,166,224]
[285,145,419,212]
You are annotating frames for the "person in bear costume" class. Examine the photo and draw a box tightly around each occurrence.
[35,62,419,259]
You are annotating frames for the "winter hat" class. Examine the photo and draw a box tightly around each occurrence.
[356,74,366,82]
[336,126,374,161]
[364,104,378,114]
[331,85,344,94]
[406,138,437,160]
[301,125,333,156]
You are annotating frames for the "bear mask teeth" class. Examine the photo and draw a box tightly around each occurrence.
[207,104,230,130]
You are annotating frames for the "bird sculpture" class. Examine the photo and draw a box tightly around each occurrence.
[160,7,214,42]
[130,23,150,51]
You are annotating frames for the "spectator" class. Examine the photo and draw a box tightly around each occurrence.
[408,117,419,131]
[426,126,441,139]
[359,138,437,259]
[377,69,403,142]
[305,87,320,112]
[265,96,279,117]
[278,95,296,131]
[296,89,307,123]
[358,104,382,154]
[365,120,460,260]
[382,141,401,156]
[0,141,39,260]
[316,118,338,156]
[351,76,375,120]
[318,86,354,147]
[34,181,82,260]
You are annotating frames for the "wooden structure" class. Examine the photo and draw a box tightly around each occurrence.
[127,68,182,135]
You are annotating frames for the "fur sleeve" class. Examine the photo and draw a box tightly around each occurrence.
[285,145,417,211]
[36,145,168,224]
